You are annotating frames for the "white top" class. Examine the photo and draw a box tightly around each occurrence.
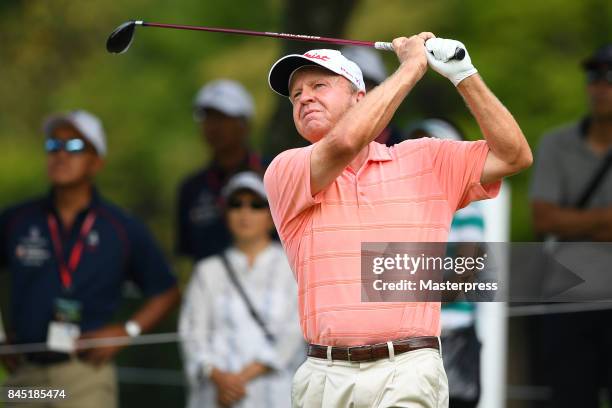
[179,243,305,408]
[442,202,485,331]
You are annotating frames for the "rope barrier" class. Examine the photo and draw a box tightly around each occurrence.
[507,301,612,317]
[0,332,181,355]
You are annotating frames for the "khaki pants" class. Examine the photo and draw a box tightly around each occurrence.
[3,358,117,408]
[292,348,448,408]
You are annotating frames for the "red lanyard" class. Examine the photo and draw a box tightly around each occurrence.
[47,211,97,290]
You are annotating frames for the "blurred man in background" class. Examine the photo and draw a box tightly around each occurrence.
[177,80,265,264]
[179,171,303,408]
[530,44,612,407]
[340,46,406,147]
[0,110,180,408]
[407,118,485,408]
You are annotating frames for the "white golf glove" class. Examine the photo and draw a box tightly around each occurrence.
[425,38,477,86]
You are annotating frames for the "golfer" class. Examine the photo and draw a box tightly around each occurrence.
[264,33,532,407]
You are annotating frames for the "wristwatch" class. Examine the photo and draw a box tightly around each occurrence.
[124,320,142,337]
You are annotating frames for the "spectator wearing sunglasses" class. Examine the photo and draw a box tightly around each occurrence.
[529,44,612,407]
[177,80,266,264]
[0,110,180,408]
[179,171,304,408]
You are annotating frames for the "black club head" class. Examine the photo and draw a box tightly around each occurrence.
[106,21,137,54]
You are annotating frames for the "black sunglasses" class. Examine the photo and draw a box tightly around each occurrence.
[586,69,612,85]
[227,198,269,210]
[45,138,87,154]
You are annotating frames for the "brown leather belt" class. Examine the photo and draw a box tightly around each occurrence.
[307,336,439,363]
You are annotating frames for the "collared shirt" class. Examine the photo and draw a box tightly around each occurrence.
[176,151,265,262]
[0,189,176,344]
[264,138,500,346]
[179,243,304,408]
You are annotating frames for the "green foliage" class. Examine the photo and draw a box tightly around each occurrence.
[0,0,610,241]
[0,0,283,249]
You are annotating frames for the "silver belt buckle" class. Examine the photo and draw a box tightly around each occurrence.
[346,346,353,362]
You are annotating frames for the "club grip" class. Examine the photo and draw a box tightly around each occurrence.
[374,42,465,61]
[374,42,394,52]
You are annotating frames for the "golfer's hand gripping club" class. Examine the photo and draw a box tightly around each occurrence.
[375,39,466,62]
[424,38,477,86]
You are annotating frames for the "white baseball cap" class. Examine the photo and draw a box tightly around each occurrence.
[268,49,365,97]
[193,79,254,121]
[340,46,387,85]
[43,110,107,157]
[221,171,267,201]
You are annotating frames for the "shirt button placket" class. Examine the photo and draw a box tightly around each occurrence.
[356,180,366,206]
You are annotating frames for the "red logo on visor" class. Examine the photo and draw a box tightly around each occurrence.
[304,52,330,61]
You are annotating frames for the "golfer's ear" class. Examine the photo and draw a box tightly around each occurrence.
[355,90,366,103]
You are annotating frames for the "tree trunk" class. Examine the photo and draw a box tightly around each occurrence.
[263,0,359,157]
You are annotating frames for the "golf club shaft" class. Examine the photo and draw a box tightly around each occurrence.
[137,21,393,51]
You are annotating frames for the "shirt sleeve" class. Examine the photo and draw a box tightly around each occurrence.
[529,133,564,205]
[264,145,323,247]
[427,138,501,211]
[178,261,215,387]
[126,218,177,296]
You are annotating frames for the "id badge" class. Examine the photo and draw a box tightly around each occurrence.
[47,321,80,352]
[54,297,82,323]
[47,297,82,353]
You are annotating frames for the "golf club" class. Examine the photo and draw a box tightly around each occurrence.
[106,20,466,60]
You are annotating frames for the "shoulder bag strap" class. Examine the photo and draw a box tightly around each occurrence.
[575,150,612,208]
[220,253,276,344]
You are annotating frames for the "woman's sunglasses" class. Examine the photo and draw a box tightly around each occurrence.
[227,197,269,210]
[45,138,87,154]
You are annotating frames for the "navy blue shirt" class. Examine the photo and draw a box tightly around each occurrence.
[0,189,176,344]
[378,124,406,147]
[176,151,265,262]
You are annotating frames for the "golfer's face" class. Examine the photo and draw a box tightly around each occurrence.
[289,67,359,143]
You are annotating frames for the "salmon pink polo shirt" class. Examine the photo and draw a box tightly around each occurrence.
[264,138,500,346]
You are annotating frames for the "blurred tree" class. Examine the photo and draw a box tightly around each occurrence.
[263,0,359,157]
